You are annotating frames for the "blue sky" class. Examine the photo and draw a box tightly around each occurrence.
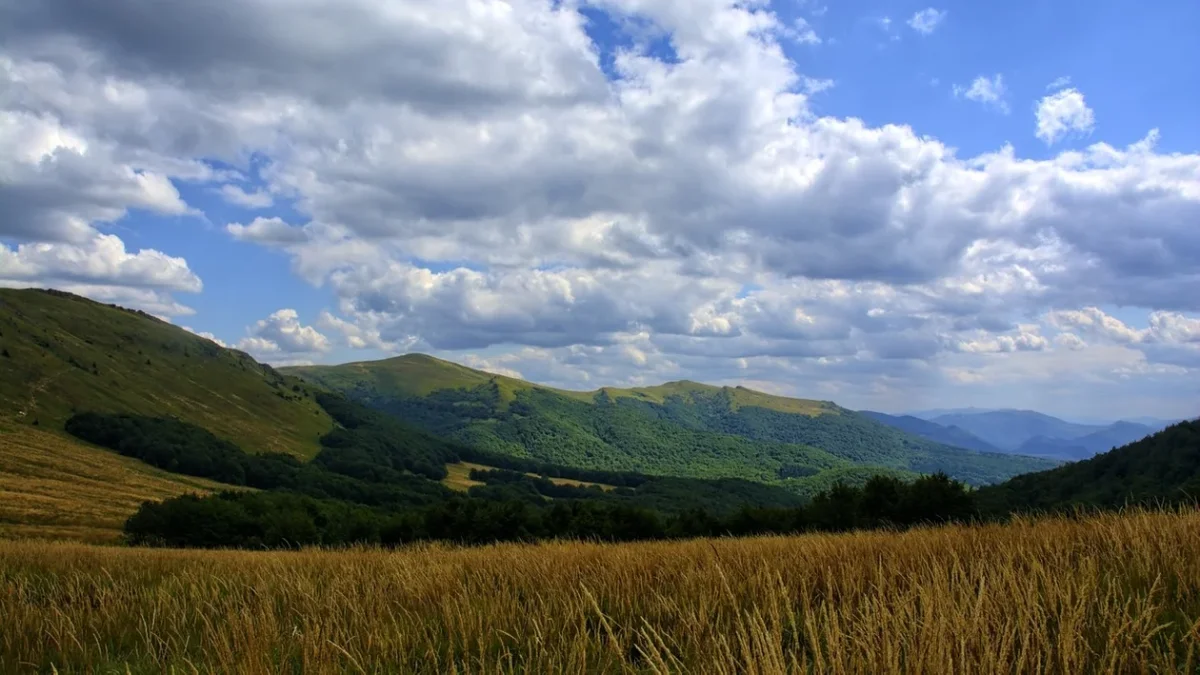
[2,0,1199,420]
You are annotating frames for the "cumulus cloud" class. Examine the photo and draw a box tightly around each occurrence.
[3,0,1200,416]
[316,310,411,352]
[0,234,200,291]
[954,74,1009,113]
[907,8,946,35]
[949,326,1049,354]
[1046,307,1200,372]
[1035,87,1096,144]
[218,184,273,209]
[235,309,331,357]
[0,109,190,243]
[1048,307,1200,346]
[0,233,202,316]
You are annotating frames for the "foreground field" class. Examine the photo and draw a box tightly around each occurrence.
[0,425,231,543]
[4,509,1200,673]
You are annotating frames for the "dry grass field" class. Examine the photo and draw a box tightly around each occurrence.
[3,509,1199,673]
[0,424,232,543]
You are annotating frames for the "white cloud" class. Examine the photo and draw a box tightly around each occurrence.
[907,8,946,35]
[954,74,1009,113]
[226,217,309,245]
[236,309,331,357]
[1054,332,1087,351]
[0,109,190,243]
[316,310,410,352]
[798,76,835,95]
[3,0,1200,417]
[786,17,821,45]
[950,326,1049,354]
[218,184,273,209]
[1047,307,1144,344]
[0,234,201,292]
[1035,87,1096,144]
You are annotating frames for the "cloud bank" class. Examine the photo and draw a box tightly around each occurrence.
[2,0,1197,417]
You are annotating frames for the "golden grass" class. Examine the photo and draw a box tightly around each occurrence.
[442,461,616,493]
[3,509,1200,673]
[0,425,234,544]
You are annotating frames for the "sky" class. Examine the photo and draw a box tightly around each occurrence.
[1,0,1199,421]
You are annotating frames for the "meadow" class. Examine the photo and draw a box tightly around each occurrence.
[4,508,1200,673]
[0,424,227,544]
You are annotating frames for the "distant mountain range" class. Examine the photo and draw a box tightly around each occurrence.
[864,407,1184,461]
[857,412,1002,454]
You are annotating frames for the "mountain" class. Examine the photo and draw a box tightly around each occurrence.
[1013,421,1162,461]
[907,407,1003,419]
[927,409,1158,460]
[859,411,1002,453]
[977,419,1200,514]
[284,354,1056,487]
[929,410,1103,451]
[1122,416,1185,430]
[0,288,333,457]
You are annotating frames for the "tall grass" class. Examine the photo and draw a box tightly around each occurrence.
[0,425,228,543]
[3,509,1199,673]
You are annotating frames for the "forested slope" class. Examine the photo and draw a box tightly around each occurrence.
[286,355,1056,486]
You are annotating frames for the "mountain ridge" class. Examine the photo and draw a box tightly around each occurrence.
[283,354,1056,487]
[858,411,1003,454]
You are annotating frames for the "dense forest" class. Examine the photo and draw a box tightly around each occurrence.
[976,419,1200,514]
[125,472,977,549]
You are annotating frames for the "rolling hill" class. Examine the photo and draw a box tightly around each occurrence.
[0,288,335,541]
[0,288,333,458]
[0,289,822,542]
[284,354,1056,487]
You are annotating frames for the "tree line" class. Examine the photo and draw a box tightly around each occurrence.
[125,472,977,549]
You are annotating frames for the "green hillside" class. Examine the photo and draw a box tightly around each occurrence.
[285,354,1055,486]
[977,418,1200,514]
[0,288,333,458]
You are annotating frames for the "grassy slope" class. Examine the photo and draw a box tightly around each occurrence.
[5,509,1199,672]
[0,421,235,543]
[285,354,1055,486]
[0,289,333,458]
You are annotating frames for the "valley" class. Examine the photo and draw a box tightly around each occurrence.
[0,288,1195,549]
